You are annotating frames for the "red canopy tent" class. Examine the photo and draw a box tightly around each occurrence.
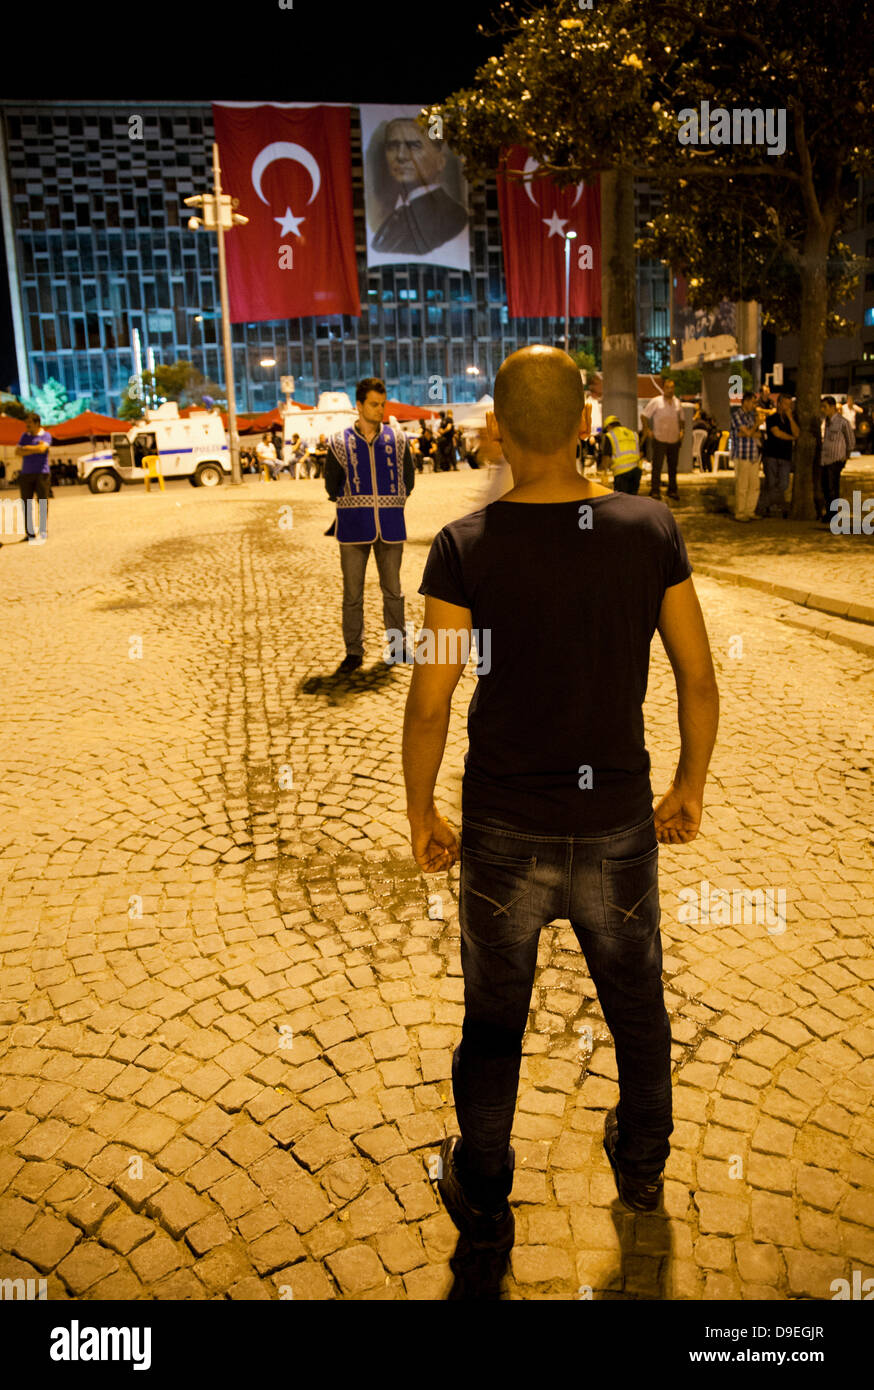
[0,415,28,446]
[384,400,439,421]
[47,410,127,441]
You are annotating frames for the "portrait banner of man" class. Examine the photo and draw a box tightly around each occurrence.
[360,105,471,271]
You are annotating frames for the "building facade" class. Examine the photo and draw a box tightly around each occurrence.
[0,101,671,414]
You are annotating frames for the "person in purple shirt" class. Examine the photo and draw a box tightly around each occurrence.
[16,411,52,543]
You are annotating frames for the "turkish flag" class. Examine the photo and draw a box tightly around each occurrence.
[211,104,360,322]
[497,147,601,319]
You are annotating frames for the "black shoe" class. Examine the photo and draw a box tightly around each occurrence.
[648,491,662,501]
[335,654,363,675]
[666,491,680,501]
[603,1109,664,1213]
[436,1137,515,1252]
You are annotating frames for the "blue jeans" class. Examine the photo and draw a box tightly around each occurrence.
[756,455,791,514]
[453,813,673,1209]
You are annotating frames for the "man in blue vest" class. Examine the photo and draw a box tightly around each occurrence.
[325,377,416,675]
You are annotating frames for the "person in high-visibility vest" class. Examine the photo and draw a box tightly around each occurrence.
[601,414,642,495]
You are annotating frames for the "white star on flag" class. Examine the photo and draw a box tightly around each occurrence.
[274,207,305,238]
[542,209,569,238]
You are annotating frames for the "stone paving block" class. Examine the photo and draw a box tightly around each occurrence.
[345,1184,404,1239]
[511,1245,575,1285]
[249,1224,306,1274]
[695,1191,750,1237]
[12,1213,80,1272]
[209,1172,264,1221]
[146,1180,212,1238]
[750,1192,801,1247]
[115,1112,179,1156]
[403,1263,453,1300]
[194,1243,254,1293]
[66,1185,119,1236]
[326,1244,386,1296]
[373,1227,427,1274]
[0,1195,39,1247]
[98,1208,155,1256]
[185,1213,234,1257]
[395,1182,439,1221]
[217,1122,275,1168]
[270,1260,336,1300]
[127,1229,188,1285]
[784,1248,848,1300]
[397,1113,445,1150]
[328,1098,383,1135]
[292,1124,356,1172]
[56,1241,120,1295]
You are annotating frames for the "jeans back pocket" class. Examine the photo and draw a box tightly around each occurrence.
[461,844,538,947]
[600,844,660,942]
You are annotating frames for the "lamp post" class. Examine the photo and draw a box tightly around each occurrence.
[564,230,578,355]
[184,143,249,486]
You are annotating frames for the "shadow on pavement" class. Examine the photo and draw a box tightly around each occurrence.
[299,662,400,696]
[586,1199,674,1300]
[446,1237,512,1300]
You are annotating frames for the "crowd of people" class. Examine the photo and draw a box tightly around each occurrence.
[583,379,866,523]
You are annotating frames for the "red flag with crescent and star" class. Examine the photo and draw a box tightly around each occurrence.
[496,146,601,319]
[211,103,360,322]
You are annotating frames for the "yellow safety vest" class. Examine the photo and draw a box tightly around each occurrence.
[605,426,640,474]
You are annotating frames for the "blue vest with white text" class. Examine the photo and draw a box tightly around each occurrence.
[330,424,407,544]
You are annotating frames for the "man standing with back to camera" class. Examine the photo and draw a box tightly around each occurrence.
[402,346,719,1252]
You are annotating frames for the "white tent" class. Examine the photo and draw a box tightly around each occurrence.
[445,394,494,430]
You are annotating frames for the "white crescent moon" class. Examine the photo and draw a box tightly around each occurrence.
[251,142,321,206]
[522,155,585,207]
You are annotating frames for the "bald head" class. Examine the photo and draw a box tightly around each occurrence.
[493,346,584,453]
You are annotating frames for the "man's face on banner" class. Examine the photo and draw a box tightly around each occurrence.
[384,120,445,188]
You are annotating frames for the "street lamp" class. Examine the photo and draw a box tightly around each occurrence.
[564,230,578,356]
[184,143,249,486]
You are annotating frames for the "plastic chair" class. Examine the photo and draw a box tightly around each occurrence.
[141,454,165,493]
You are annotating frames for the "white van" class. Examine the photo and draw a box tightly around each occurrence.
[79,402,230,493]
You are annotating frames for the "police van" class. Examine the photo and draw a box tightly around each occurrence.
[79,402,230,493]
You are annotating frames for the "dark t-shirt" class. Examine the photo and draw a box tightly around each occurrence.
[764,412,795,461]
[419,494,692,834]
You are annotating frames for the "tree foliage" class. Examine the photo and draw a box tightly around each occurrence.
[427,0,874,516]
[20,377,90,424]
[118,360,226,421]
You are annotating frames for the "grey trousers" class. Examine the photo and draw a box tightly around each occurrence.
[338,538,405,658]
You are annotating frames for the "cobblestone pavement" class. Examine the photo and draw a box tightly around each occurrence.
[0,473,872,1301]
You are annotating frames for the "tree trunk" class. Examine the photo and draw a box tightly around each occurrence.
[790,222,832,520]
[600,166,638,429]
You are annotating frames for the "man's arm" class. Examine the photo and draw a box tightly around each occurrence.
[654,577,719,844]
[402,594,470,871]
[324,447,345,501]
[401,439,415,495]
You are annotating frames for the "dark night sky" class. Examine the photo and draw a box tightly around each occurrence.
[0,0,506,392]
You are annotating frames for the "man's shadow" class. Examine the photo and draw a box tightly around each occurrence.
[587,1200,674,1300]
[443,1198,674,1300]
[446,1238,512,1300]
[299,662,398,698]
